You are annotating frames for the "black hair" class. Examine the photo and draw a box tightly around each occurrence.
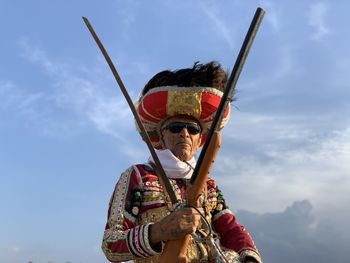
[142,61,227,95]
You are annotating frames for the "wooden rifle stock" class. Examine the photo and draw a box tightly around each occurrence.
[159,132,221,263]
[160,7,265,262]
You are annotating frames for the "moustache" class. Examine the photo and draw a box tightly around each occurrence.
[176,139,191,146]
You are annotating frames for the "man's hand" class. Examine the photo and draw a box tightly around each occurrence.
[150,207,201,244]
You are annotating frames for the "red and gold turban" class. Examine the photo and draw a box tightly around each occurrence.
[136,86,230,149]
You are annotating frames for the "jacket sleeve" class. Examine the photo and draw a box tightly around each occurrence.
[208,181,262,263]
[102,166,161,262]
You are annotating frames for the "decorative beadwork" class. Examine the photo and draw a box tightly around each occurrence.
[102,165,262,263]
[239,248,262,263]
[143,224,161,256]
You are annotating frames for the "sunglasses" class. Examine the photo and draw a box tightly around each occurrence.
[163,122,202,135]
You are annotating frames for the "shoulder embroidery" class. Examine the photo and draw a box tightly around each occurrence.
[109,167,133,228]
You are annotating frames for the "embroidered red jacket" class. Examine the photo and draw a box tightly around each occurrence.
[102,164,261,262]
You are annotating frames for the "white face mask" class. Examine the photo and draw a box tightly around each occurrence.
[147,149,196,179]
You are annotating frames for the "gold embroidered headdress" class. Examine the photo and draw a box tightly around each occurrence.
[136,62,231,149]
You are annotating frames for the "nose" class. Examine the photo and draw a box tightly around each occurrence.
[179,127,190,137]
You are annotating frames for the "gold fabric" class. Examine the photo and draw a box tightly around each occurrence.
[167,91,201,119]
[135,206,210,263]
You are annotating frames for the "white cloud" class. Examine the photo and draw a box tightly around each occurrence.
[225,112,314,144]
[237,200,350,263]
[308,2,329,41]
[0,245,21,253]
[214,112,350,224]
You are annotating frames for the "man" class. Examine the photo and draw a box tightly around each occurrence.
[102,62,262,263]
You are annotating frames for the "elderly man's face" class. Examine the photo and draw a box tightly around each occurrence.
[161,116,202,161]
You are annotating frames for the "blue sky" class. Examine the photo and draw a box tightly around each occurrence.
[1,0,349,262]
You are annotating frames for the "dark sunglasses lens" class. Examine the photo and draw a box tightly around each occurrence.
[168,124,184,133]
[187,125,201,134]
[167,122,201,134]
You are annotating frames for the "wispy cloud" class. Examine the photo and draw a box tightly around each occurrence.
[199,2,235,49]
[18,37,62,76]
[0,81,22,110]
[0,80,45,117]
[52,76,131,139]
[10,38,134,139]
[308,2,329,41]
[258,1,280,32]
[112,0,140,41]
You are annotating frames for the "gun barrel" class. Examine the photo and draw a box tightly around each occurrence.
[190,7,265,184]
